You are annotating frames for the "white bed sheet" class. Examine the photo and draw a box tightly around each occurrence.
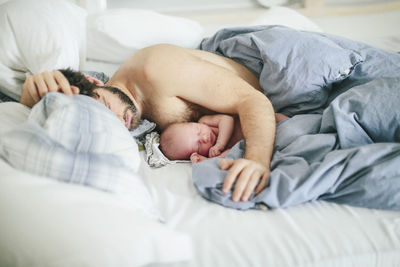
[78,10,400,265]
[1,101,400,266]
[139,154,400,267]
[0,102,193,267]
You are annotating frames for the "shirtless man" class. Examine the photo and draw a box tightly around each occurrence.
[20,44,276,203]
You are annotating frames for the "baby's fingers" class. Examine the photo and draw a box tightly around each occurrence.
[209,148,221,158]
[190,153,200,163]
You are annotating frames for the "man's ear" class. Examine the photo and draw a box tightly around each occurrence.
[91,89,100,99]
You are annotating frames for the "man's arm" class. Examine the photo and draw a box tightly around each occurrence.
[19,70,103,108]
[144,45,276,202]
[19,70,77,108]
[198,114,235,157]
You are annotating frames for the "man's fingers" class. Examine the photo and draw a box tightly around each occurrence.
[25,76,40,103]
[221,160,243,194]
[84,74,104,86]
[54,70,73,96]
[241,172,263,202]
[231,167,254,202]
[219,159,234,170]
[255,173,269,194]
[33,74,49,98]
[43,71,59,92]
[219,158,270,202]
[71,86,80,94]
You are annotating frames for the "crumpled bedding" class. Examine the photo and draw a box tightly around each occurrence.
[193,25,400,210]
[0,93,160,219]
[144,131,189,167]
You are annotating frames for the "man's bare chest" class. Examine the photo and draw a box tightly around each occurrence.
[144,96,211,130]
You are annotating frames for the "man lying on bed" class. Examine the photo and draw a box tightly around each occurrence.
[19,44,275,203]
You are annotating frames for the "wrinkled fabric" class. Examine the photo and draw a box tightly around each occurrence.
[0,93,160,219]
[193,26,400,210]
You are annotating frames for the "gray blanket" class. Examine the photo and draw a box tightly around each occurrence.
[193,25,400,210]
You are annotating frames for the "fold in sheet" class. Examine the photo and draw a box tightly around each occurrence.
[193,26,400,210]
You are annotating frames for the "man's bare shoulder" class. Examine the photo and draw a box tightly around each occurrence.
[135,44,201,82]
[136,44,191,61]
[113,44,190,86]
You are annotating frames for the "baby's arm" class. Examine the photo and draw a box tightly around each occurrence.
[190,149,231,163]
[275,113,289,123]
[199,114,235,157]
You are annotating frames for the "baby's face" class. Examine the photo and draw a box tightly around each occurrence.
[172,122,217,159]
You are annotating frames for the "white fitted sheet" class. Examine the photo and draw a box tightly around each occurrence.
[0,102,193,267]
[139,153,400,267]
[1,82,400,267]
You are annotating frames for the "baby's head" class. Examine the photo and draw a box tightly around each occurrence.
[160,122,217,160]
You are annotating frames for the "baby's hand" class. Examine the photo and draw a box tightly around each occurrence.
[190,153,201,163]
[190,152,209,163]
[209,146,222,158]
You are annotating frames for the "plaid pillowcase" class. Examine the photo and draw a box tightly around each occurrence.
[0,93,160,220]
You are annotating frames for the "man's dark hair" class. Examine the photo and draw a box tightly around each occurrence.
[59,68,102,97]
[59,68,137,112]
[59,68,141,128]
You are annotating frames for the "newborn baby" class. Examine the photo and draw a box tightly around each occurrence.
[160,113,288,163]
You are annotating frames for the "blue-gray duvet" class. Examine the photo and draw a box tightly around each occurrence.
[193,25,400,211]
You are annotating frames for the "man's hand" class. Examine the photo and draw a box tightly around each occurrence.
[219,158,269,202]
[20,70,78,107]
[83,74,104,86]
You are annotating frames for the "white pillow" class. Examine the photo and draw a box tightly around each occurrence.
[256,0,288,7]
[0,160,193,267]
[87,9,204,63]
[250,6,323,33]
[0,102,30,133]
[0,93,161,219]
[0,0,87,100]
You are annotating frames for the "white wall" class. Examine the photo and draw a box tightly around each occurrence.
[324,0,397,6]
[106,0,259,12]
[104,0,400,12]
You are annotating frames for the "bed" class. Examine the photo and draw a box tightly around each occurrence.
[1,0,400,266]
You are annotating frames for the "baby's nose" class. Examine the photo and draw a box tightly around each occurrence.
[200,134,209,143]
